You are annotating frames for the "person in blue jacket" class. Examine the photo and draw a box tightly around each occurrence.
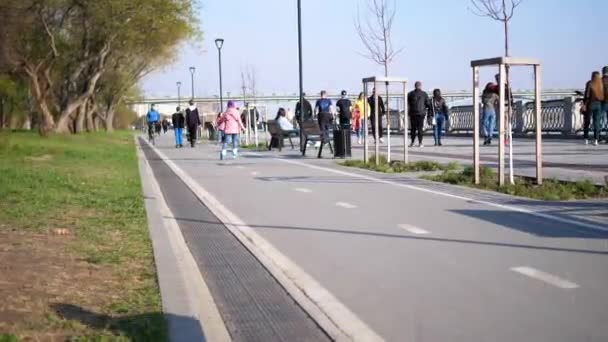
[146,104,160,139]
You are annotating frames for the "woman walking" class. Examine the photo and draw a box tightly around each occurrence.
[352,92,368,144]
[583,71,605,145]
[430,89,450,146]
[482,83,499,145]
[217,100,245,160]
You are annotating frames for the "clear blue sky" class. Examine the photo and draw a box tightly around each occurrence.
[141,0,607,98]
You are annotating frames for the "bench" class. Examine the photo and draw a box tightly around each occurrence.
[267,120,295,152]
[301,121,333,157]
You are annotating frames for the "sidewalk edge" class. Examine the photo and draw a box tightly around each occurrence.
[144,140,384,342]
[136,138,231,342]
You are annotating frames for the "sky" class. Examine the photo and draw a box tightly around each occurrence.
[141,0,608,98]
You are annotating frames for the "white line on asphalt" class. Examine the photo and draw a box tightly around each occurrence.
[510,266,579,289]
[277,158,608,233]
[145,139,383,342]
[336,202,357,209]
[294,188,312,193]
[398,224,430,235]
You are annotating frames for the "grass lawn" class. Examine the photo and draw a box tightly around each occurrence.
[0,131,166,340]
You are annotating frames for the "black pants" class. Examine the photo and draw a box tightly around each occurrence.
[187,126,198,146]
[410,115,424,144]
[317,124,333,158]
[370,115,383,139]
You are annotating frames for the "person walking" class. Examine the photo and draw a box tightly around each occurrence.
[368,88,386,144]
[583,71,605,146]
[336,90,352,128]
[162,118,169,134]
[217,100,245,160]
[407,81,431,147]
[482,83,499,145]
[430,89,450,146]
[171,107,185,148]
[315,90,334,158]
[295,93,313,124]
[352,92,368,144]
[185,100,201,147]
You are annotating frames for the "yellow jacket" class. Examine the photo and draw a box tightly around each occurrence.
[353,99,370,118]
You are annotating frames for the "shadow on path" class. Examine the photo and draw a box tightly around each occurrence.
[51,303,202,341]
[167,217,608,256]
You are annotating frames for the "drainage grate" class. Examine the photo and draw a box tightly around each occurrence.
[140,140,330,342]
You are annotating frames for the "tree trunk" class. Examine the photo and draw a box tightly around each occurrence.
[26,71,55,135]
[76,104,86,133]
[85,106,94,132]
[104,105,116,133]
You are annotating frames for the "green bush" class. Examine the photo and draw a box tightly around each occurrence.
[424,166,607,201]
[341,155,459,173]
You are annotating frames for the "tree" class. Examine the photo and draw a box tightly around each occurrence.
[0,0,199,135]
[355,0,402,78]
[469,0,524,185]
[469,0,523,57]
[355,0,403,162]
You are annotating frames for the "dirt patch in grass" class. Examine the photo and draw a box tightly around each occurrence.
[0,132,166,340]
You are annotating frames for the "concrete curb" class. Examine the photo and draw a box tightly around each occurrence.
[136,138,231,342]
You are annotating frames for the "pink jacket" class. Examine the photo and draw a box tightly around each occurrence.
[218,108,244,134]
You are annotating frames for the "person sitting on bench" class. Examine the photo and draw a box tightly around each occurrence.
[276,108,299,135]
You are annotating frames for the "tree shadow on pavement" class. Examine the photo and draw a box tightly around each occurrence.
[167,216,608,256]
[51,303,202,341]
[449,209,608,239]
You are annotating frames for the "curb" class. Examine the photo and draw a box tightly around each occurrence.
[136,138,231,342]
[143,138,384,342]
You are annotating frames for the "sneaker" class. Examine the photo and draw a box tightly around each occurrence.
[584,139,589,145]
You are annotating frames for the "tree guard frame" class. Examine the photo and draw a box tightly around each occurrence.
[362,76,408,165]
[471,57,543,186]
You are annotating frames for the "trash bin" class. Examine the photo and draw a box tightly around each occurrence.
[333,124,351,158]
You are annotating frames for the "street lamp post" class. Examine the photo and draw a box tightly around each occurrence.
[297,0,305,152]
[215,38,225,113]
[176,81,182,107]
[189,67,196,100]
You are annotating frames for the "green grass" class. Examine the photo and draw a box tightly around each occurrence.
[423,165,608,201]
[340,154,460,174]
[0,131,166,340]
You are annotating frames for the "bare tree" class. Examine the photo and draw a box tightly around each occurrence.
[355,0,402,77]
[470,0,524,185]
[355,0,403,162]
[469,0,523,57]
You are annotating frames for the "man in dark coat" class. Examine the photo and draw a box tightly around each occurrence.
[185,100,201,147]
[368,87,386,143]
[407,81,431,147]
